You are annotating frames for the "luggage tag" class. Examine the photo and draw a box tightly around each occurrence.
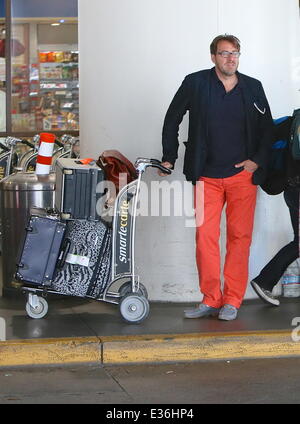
[75,158,96,165]
[65,253,90,267]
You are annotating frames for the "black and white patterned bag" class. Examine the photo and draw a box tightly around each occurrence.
[52,219,112,298]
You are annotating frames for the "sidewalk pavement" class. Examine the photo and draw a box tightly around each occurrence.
[1,293,300,367]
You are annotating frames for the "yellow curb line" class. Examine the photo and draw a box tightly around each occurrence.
[0,331,300,367]
[101,330,300,364]
[0,337,101,367]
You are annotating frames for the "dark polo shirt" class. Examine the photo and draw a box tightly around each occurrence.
[202,69,247,178]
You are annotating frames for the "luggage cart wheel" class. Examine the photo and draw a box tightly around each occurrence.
[119,281,148,299]
[119,294,150,324]
[26,294,48,319]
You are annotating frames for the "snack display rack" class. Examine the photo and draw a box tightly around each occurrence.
[11,50,79,132]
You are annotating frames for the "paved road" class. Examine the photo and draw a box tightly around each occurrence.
[0,358,300,405]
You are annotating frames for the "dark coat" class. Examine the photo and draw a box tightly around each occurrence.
[261,116,300,195]
[162,67,274,184]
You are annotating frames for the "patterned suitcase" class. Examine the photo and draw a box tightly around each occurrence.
[16,210,66,287]
[51,219,112,299]
[55,158,105,221]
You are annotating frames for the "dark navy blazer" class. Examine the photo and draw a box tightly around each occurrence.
[162,67,274,185]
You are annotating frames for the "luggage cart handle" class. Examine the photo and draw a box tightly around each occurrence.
[55,138,64,148]
[0,142,9,152]
[135,158,172,174]
[6,136,35,149]
[61,134,79,145]
[56,239,72,269]
[150,161,172,175]
[22,139,35,148]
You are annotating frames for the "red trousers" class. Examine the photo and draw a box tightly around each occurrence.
[195,170,257,309]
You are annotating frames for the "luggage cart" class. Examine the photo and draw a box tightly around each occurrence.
[13,135,39,172]
[0,136,37,254]
[17,134,79,172]
[51,135,80,169]
[0,136,34,177]
[20,158,171,324]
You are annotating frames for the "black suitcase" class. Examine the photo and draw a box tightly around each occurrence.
[55,158,105,221]
[16,210,66,287]
[51,219,112,299]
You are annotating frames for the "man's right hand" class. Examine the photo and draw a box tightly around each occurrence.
[158,161,173,176]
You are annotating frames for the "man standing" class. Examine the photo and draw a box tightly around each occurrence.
[160,34,273,320]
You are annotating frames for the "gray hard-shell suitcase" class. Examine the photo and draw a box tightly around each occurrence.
[51,219,112,299]
[16,209,66,287]
[55,158,105,221]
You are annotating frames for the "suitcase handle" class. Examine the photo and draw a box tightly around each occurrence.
[57,238,71,269]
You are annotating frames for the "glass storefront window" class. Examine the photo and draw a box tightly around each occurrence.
[11,0,78,133]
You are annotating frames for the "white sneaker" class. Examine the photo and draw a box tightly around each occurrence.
[251,280,280,306]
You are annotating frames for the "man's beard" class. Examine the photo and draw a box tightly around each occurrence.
[218,63,238,77]
[222,69,236,76]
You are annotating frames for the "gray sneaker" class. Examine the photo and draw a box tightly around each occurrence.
[184,303,220,319]
[250,280,280,306]
[218,304,238,321]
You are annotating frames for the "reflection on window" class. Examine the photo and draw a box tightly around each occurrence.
[11,0,78,133]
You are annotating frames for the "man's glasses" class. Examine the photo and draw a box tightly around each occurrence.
[217,51,241,58]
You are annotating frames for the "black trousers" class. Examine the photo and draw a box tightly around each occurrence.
[253,187,299,291]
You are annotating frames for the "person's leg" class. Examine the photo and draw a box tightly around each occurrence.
[284,188,299,241]
[222,170,257,309]
[253,187,299,291]
[195,177,225,309]
[253,242,298,291]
